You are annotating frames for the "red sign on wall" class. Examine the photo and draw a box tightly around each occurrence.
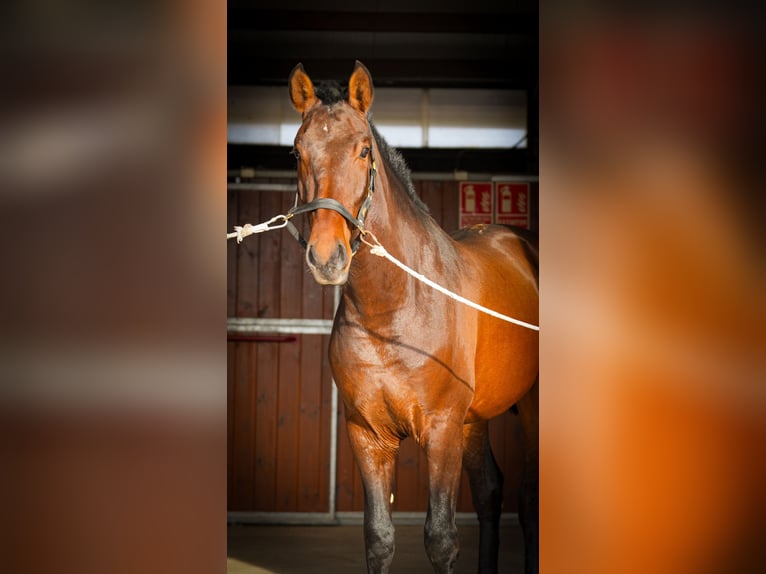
[494,182,530,229]
[459,182,493,228]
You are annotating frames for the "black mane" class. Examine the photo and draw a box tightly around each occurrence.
[314,81,347,105]
[313,81,429,214]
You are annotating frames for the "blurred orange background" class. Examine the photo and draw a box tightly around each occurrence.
[0,3,763,573]
[541,7,765,573]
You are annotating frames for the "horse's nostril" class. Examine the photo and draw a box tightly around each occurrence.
[307,245,318,267]
[307,242,347,273]
[335,243,347,267]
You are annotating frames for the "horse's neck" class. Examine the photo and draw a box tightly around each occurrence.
[343,156,455,319]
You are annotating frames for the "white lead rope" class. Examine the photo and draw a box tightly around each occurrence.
[228,217,539,331]
[360,233,540,331]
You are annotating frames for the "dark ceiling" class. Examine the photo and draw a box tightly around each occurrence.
[228,1,539,174]
[228,2,538,90]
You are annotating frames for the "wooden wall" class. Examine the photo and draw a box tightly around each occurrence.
[227,185,337,513]
[228,179,537,515]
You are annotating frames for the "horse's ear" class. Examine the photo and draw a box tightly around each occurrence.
[348,60,374,113]
[289,63,317,114]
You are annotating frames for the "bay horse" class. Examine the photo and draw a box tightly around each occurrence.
[288,61,539,574]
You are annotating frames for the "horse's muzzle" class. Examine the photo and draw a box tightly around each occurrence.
[306,241,350,285]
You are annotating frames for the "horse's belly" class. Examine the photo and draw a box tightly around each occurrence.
[452,226,539,422]
[467,329,538,421]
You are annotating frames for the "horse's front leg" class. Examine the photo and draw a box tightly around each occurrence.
[346,419,399,574]
[423,421,465,574]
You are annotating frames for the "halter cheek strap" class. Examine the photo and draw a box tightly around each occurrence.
[286,146,377,254]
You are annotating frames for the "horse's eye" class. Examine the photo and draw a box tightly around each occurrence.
[360,147,370,159]
[291,147,301,160]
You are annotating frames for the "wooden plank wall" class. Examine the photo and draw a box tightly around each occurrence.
[228,184,336,512]
[228,179,538,514]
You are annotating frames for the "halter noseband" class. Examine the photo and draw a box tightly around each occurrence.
[286,144,377,255]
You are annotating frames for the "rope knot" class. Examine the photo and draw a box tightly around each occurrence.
[232,224,254,243]
[227,216,290,243]
[370,245,387,257]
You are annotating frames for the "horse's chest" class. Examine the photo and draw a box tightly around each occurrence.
[330,330,473,432]
[332,328,451,387]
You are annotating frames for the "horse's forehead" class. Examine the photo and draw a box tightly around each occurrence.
[302,105,366,140]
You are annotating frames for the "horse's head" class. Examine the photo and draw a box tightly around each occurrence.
[289,61,375,285]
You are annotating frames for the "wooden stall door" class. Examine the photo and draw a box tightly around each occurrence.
[228,186,336,514]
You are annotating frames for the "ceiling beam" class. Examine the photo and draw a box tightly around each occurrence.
[228,9,538,36]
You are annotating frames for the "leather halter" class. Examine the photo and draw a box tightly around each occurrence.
[286,144,377,255]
